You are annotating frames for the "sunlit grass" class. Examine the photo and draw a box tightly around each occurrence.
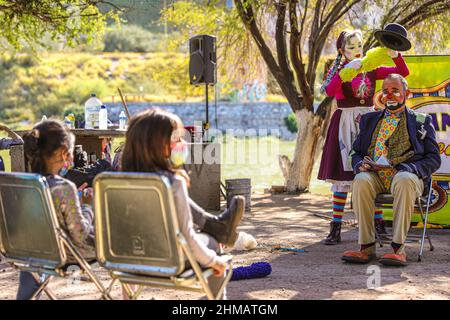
[2,135,331,195]
[219,135,330,195]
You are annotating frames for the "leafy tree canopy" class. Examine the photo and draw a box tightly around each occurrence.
[0,0,121,50]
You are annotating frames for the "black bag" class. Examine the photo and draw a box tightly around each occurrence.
[65,159,112,188]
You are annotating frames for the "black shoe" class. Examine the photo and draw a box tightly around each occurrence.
[202,196,245,247]
[375,219,389,241]
[324,221,341,245]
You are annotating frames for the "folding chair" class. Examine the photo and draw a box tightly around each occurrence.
[94,172,233,300]
[0,172,111,300]
[375,178,434,262]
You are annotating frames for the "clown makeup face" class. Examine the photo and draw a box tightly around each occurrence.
[381,77,410,113]
[342,34,363,61]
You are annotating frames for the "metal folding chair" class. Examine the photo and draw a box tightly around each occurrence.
[94,172,233,300]
[0,172,111,300]
[375,178,434,262]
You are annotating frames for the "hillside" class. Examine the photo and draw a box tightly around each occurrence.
[0,52,204,124]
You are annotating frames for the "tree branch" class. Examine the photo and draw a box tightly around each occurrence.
[289,0,313,108]
[320,0,349,29]
[399,0,447,25]
[364,0,450,51]
[320,0,328,25]
[234,0,303,110]
[299,0,308,43]
[275,1,296,90]
[307,0,361,89]
[399,1,450,28]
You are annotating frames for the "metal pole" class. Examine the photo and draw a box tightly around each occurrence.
[214,83,218,129]
[205,83,209,129]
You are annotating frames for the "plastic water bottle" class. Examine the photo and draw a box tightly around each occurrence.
[84,93,102,129]
[99,105,108,130]
[119,111,127,130]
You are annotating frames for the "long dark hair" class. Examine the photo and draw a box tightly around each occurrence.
[121,108,180,173]
[23,120,74,174]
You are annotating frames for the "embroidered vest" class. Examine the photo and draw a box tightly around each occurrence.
[368,111,415,166]
[337,71,376,108]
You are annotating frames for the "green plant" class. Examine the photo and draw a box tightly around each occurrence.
[0,0,120,51]
[284,113,298,133]
[0,52,204,124]
[103,25,165,52]
[63,104,85,124]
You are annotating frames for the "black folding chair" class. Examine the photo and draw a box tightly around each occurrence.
[94,172,232,300]
[375,179,434,262]
[0,172,111,299]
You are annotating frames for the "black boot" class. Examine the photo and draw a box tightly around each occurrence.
[324,221,342,245]
[375,219,389,241]
[202,196,245,247]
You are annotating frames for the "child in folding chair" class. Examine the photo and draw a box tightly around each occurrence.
[114,147,244,248]
[0,124,24,171]
[17,120,95,299]
[121,108,244,299]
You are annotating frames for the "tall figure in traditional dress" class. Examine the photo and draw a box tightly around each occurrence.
[318,26,410,245]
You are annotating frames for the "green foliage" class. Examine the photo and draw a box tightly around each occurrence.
[0,52,205,123]
[161,0,264,85]
[103,25,167,52]
[63,104,85,125]
[99,0,169,33]
[0,0,120,51]
[284,113,298,133]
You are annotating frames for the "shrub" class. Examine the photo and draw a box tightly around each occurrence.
[63,104,85,125]
[284,113,298,133]
[103,25,165,52]
[61,79,111,105]
[0,51,203,124]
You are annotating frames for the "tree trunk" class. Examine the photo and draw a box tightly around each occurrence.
[279,108,323,193]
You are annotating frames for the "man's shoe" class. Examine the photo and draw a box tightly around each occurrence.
[342,249,376,264]
[379,252,407,266]
[324,221,341,245]
[202,196,245,247]
[375,219,389,241]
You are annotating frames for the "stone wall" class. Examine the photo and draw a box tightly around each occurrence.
[106,102,297,140]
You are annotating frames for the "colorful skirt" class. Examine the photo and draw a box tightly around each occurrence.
[318,106,374,192]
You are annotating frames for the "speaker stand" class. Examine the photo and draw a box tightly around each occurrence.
[204,83,210,141]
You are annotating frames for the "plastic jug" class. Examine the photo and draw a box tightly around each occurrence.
[84,93,102,129]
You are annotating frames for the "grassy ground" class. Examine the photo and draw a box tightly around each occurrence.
[220,135,330,195]
[1,136,331,195]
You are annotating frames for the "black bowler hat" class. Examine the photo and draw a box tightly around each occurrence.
[374,23,412,51]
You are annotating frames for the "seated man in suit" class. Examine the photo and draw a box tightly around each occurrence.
[342,74,441,266]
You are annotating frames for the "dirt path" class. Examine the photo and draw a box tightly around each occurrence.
[1,193,450,300]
